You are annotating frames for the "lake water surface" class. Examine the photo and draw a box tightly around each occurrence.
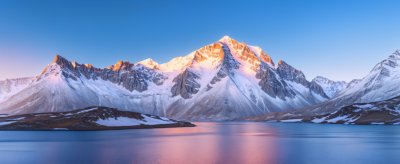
[0,122,400,164]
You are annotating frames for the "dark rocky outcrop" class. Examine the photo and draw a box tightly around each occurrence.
[171,70,201,99]
[256,67,295,99]
[276,60,328,99]
[0,106,195,130]
[43,55,167,92]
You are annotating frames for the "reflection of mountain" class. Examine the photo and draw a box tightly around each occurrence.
[311,76,347,98]
[0,36,328,121]
[153,122,278,164]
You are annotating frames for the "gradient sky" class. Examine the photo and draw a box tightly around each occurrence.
[0,0,400,81]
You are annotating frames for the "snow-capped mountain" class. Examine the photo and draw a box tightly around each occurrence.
[255,50,400,121]
[0,36,329,121]
[339,50,400,101]
[311,76,347,98]
[312,50,400,114]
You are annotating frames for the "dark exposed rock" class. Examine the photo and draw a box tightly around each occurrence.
[277,60,328,99]
[256,67,295,99]
[171,69,201,99]
[43,55,167,92]
[309,81,329,97]
[277,60,308,85]
[206,43,240,89]
[220,43,240,71]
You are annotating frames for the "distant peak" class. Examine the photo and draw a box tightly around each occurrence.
[52,54,68,63]
[109,60,133,71]
[314,76,327,80]
[137,58,159,69]
[387,49,400,60]
[218,35,237,43]
[312,76,331,83]
[220,35,232,40]
[313,76,347,83]
[140,58,157,64]
[277,60,286,65]
[393,50,400,56]
[52,54,73,68]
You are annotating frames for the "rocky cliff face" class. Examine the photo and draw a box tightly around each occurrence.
[45,55,167,92]
[276,60,329,99]
[171,70,201,99]
[0,36,329,121]
[256,67,295,100]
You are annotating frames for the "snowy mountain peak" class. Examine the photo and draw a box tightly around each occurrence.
[277,60,284,65]
[311,76,348,98]
[108,60,134,71]
[0,37,330,121]
[137,58,160,69]
[387,50,400,61]
[302,49,400,117]
[370,50,400,77]
[277,60,306,79]
[277,60,290,68]
[52,55,71,67]
[218,35,235,43]
[393,49,400,56]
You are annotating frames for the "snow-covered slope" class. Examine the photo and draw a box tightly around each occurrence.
[339,50,400,101]
[311,50,400,113]
[311,76,347,98]
[0,36,329,121]
[0,77,34,103]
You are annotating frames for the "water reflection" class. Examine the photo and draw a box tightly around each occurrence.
[0,122,400,164]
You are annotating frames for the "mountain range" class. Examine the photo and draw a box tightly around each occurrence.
[1,36,399,122]
[0,36,331,121]
[251,50,400,122]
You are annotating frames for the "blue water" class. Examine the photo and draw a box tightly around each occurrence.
[0,122,399,164]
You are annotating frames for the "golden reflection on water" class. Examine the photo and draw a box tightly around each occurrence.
[4,122,400,164]
[18,122,281,164]
[146,122,279,164]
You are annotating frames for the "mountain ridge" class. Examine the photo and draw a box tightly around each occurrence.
[0,36,329,121]
[249,50,400,122]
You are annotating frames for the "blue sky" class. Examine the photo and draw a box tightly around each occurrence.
[0,0,399,81]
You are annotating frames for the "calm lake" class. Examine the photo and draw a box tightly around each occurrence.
[0,122,399,164]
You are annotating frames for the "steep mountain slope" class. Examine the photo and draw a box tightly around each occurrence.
[251,50,400,121]
[311,76,348,98]
[313,50,400,114]
[0,77,34,103]
[0,36,329,121]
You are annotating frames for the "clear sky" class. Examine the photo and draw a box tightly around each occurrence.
[0,0,399,81]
